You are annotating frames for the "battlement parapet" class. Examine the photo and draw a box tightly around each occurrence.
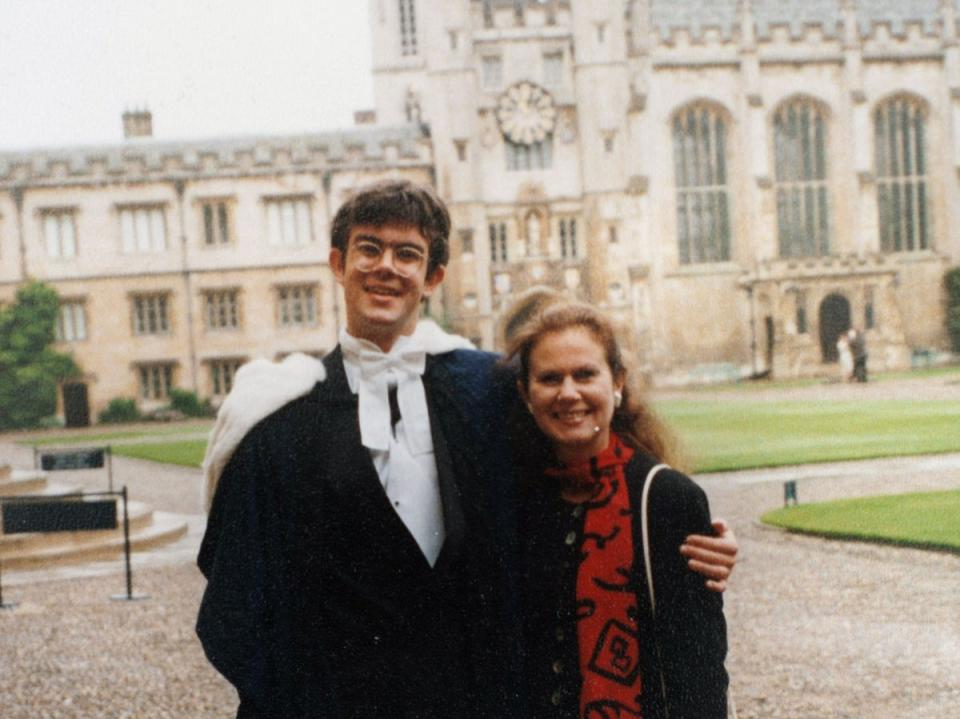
[0,124,429,189]
[649,0,948,48]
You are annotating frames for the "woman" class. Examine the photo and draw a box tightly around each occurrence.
[837,331,853,382]
[508,302,728,719]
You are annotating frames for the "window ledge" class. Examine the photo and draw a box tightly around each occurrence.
[664,261,743,278]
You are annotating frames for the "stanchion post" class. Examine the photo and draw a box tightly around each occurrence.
[0,554,19,610]
[110,485,149,602]
[107,446,114,493]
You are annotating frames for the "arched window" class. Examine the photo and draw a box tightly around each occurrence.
[875,96,929,252]
[774,98,830,257]
[672,104,731,264]
[398,0,418,56]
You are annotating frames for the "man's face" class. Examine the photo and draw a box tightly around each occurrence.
[330,223,444,351]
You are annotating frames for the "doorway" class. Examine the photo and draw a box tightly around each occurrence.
[819,293,851,363]
[62,382,91,427]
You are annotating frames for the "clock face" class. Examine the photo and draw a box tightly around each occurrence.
[496,82,557,145]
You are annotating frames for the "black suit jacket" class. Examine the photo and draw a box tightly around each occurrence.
[197,348,522,719]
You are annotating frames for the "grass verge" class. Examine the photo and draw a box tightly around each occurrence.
[112,440,208,468]
[24,423,212,447]
[761,490,960,552]
[657,399,960,473]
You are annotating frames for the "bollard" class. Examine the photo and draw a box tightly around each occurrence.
[784,480,798,507]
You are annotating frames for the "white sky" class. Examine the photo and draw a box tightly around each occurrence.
[0,0,374,151]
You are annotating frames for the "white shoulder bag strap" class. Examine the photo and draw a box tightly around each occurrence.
[640,463,671,717]
[640,462,738,719]
[640,463,670,614]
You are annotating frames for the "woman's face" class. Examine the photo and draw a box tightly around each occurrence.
[521,326,624,465]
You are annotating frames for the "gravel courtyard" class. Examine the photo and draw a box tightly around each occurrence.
[2,375,959,718]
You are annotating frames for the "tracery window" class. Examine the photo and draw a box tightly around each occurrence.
[489,222,507,263]
[672,104,731,264]
[774,99,830,258]
[875,96,930,252]
[398,0,417,56]
[506,137,552,171]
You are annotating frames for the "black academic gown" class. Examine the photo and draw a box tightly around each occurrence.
[197,348,523,719]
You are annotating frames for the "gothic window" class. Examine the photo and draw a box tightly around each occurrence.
[559,217,578,259]
[41,209,77,258]
[672,104,731,264]
[506,137,553,171]
[264,196,313,246]
[398,0,418,56]
[543,51,563,86]
[131,293,170,335]
[56,300,87,342]
[875,96,929,252]
[774,99,830,258]
[201,199,232,246]
[277,285,318,327]
[489,222,508,263]
[795,290,808,335]
[210,358,244,396]
[482,56,503,89]
[137,363,175,400]
[119,205,167,254]
[204,289,241,330]
[459,229,474,255]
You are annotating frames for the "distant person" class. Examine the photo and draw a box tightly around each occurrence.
[848,327,868,382]
[837,331,853,382]
[508,302,729,718]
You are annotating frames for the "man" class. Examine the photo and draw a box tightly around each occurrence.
[197,179,736,718]
[848,327,868,383]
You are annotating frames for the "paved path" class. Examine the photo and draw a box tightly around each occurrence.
[1,437,959,716]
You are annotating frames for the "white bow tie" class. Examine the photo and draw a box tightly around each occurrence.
[340,332,431,454]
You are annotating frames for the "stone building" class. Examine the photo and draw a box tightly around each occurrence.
[0,119,433,423]
[372,0,959,383]
[2,0,959,424]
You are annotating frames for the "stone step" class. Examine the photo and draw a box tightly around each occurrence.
[0,469,50,496]
[0,511,189,570]
[0,500,154,554]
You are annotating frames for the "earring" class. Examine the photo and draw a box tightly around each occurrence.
[526,402,534,413]
[613,390,623,408]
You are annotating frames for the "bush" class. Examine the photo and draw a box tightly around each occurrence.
[99,398,141,424]
[167,388,212,418]
[947,267,960,353]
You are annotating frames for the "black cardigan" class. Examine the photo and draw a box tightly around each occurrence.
[520,452,728,719]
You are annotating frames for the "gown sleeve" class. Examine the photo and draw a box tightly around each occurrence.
[643,467,729,719]
[196,418,336,719]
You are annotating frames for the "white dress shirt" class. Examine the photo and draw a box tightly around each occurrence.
[340,327,446,566]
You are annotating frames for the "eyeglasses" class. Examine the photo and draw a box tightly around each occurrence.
[351,238,427,277]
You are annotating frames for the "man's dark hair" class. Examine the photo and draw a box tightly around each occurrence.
[331,179,451,276]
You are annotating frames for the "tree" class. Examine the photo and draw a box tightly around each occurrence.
[0,282,80,430]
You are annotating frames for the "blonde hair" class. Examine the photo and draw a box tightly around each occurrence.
[507,301,682,468]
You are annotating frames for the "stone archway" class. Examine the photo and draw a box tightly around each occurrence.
[819,293,851,363]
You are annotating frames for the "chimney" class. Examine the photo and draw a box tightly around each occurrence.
[122,109,153,139]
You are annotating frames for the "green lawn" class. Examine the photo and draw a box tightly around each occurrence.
[25,423,211,447]
[761,490,960,552]
[657,399,960,473]
[112,439,209,467]
[22,398,960,475]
